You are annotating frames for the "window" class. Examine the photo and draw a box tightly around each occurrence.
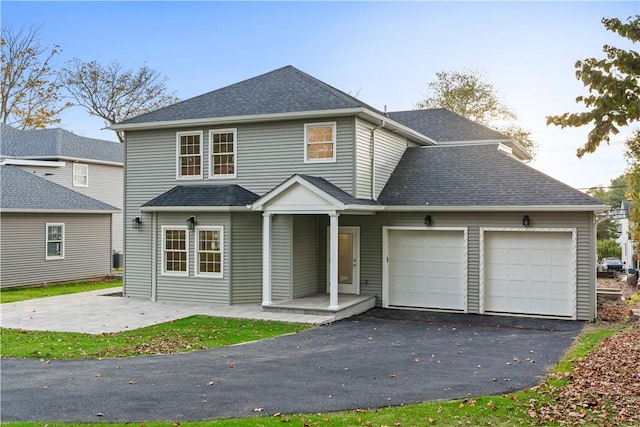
[195,226,223,277]
[304,122,336,163]
[162,226,188,275]
[177,131,203,179]
[73,163,88,187]
[46,223,64,260]
[209,129,237,178]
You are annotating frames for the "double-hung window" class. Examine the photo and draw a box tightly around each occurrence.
[46,223,64,260]
[304,122,336,163]
[73,163,88,187]
[209,129,237,178]
[195,226,223,277]
[162,226,188,275]
[177,131,203,179]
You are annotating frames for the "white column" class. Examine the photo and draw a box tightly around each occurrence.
[262,213,272,306]
[329,212,340,309]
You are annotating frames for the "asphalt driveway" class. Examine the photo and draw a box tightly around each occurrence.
[1,309,584,423]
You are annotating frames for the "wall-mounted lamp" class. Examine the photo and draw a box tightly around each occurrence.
[424,215,432,226]
[522,215,530,227]
[187,216,197,230]
[132,216,142,229]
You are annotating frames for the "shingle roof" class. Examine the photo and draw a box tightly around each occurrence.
[297,174,379,206]
[0,165,118,211]
[378,144,604,207]
[142,185,260,207]
[387,109,510,142]
[118,65,383,125]
[0,124,123,164]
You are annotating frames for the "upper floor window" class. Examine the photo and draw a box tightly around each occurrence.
[304,122,336,163]
[162,226,188,276]
[73,163,88,187]
[176,131,203,179]
[46,223,64,260]
[209,129,237,179]
[195,226,223,277]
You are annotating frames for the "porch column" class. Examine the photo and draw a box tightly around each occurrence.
[329,212,340,309]
[262,213,272,306]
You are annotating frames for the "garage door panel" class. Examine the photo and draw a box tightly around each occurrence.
[484,231,573,317]
[388,230,466,311]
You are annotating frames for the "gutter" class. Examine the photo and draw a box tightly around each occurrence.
[384,205,610,213]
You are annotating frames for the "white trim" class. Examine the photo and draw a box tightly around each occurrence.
[208,128,237,179]
[382,226,468,312]
[304,122,337,163]
[0,159,66,167]
[383,205,609,213]
[3,209,119,214]
[161,225,189,277]
[250,175,346,211]
[478,227,577,320]
[326,226,360,295]
[151,213,157,302]
[194,226,224,278]
[328,213,339,309]
[45,223,65,260]
[262,213,272,306]
[2,156,122,167]
[176,131,203,180]
[72,163,89,187]
[141,206,250,213]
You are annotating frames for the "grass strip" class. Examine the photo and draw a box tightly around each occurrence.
[1,279,122,304]
[1,323,626,426]
[1,315,310,359]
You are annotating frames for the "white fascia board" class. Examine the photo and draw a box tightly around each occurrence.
[437,139,532,161]
[343,205,384,212]
[360,110,438,145]
[12,156,123,167]
[0,159,66,167]
[384,205,610,213]
[1,209,120,214]
[108,108,365,131]
[140,206,250,212]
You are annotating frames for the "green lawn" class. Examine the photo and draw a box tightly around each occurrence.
[0,278,122,304]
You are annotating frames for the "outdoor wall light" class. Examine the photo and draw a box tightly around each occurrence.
[523,215,530,227]
[424,215,432,226]
[132,216,142,229]
[187,216,197,230]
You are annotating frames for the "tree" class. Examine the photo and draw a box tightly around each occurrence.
[546,15,640,158]
[0,26,70,129]
[597,239,622,260]
[415,68,537,157]
[59,59,178,143]
[587,174,627,208]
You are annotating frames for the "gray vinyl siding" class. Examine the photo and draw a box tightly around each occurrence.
[338,211,595,321]
[0,213,111,288]
[230,212,262,304]
[354,118,373,199]
[271,215,292,300]
[292,215,318,298]
[372,127,408,200]
[16,163,124,252]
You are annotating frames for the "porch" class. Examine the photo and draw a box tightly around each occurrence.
[262,293,376,321]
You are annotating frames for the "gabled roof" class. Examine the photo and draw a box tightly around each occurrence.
[387,109,510,142]
[0,124,123,164]
[141,185,260,211]
[378,144,606,210]
[297,175,379,206]
[118,66,383,125]
[0,165,118,212]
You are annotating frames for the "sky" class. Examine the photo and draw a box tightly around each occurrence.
[2,1,638,191]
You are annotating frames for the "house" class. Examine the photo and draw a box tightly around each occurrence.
[615,200,635,269]
[110,65,607,321]
[0,124,124,253]
[0,165,118,288]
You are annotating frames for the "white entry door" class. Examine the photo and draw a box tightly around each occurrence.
[327,226,360,294]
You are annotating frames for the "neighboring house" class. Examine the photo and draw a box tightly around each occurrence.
[0,124,124,253]
[0,166,119,288]
[615,200,635,269]
[110,65,607,321]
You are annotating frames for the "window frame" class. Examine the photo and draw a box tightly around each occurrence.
[304,122,337,163]
[45,223,65,260]
[176,131,204,180]
[208,128,237,179]
[161,226,189,276]
[194,226,224,278]
[73,163,89,187]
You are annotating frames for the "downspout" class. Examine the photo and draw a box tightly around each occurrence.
[370,120,385,200]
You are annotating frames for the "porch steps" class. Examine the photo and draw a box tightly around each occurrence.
[263,294,376,322]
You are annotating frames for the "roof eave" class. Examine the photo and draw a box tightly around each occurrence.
[140,206,251,212]
[1,208,120,214]
[383,205,609,213]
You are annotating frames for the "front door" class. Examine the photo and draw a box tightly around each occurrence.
[327,226,360,294]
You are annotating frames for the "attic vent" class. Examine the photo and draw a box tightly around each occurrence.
[497,143,513,156]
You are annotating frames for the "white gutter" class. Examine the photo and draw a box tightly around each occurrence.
[384,205,610,213]
[141,206,252,212]
[2,209,120,214]
[0,159,66,167]
[371,121,385,200]
[5,156,123,167]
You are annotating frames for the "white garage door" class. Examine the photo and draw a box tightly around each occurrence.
[388,230,466,310]
[484,231,574,317]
